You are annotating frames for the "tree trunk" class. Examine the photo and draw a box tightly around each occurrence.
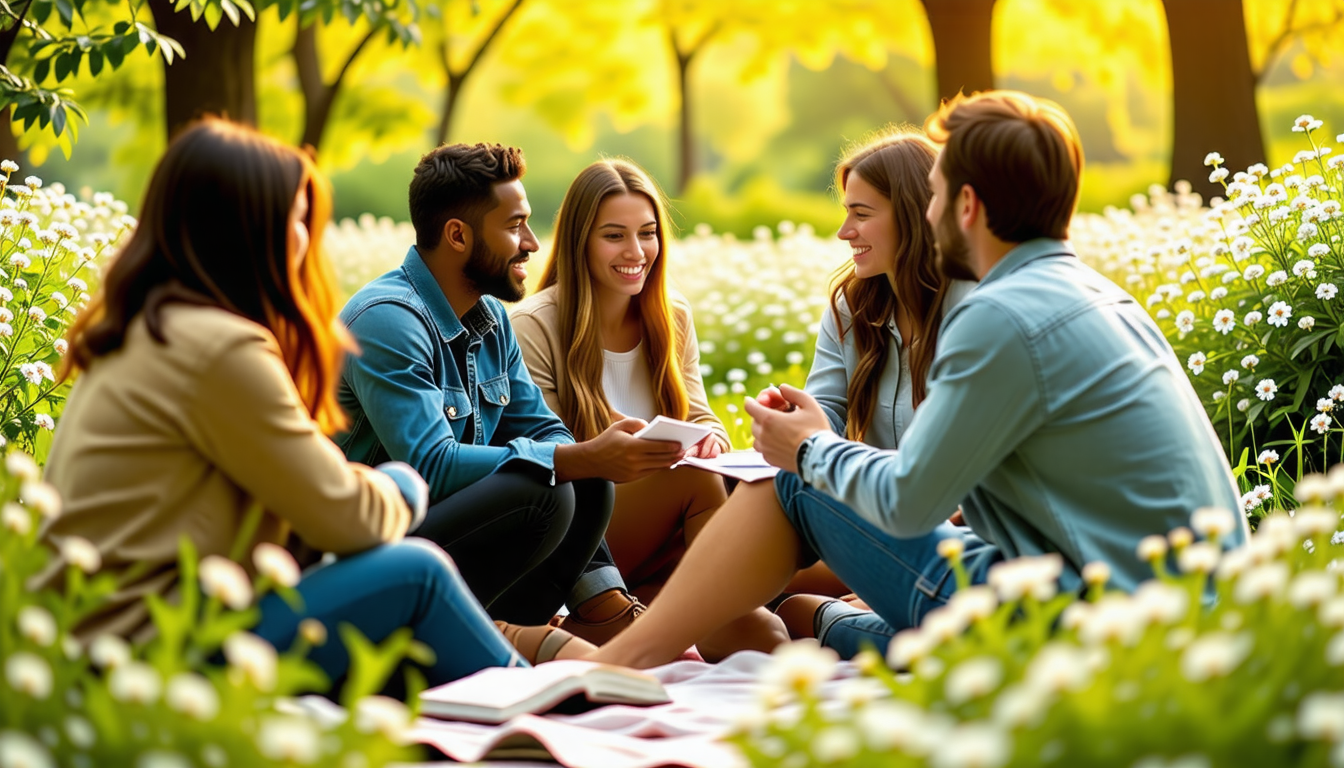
[674,49,693,195]
[921,0,997,103]
[435,73,464,146]
[0,106,23,169]
[293,23,326,150]
[147,0,257,140]
[1164,0,1265,197]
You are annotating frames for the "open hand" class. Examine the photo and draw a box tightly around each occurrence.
[585,418,685,483]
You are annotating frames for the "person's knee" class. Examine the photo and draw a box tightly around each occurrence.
[568,478,615,529]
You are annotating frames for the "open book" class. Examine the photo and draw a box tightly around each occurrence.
[418,660,671,725]
[676,450,779,483]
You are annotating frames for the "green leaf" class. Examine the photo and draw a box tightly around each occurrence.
[32,59,50,85]
[88,51,103,77]
[54,0,74,26]
[1291,329,1329,360]
[1291,367,1314,412]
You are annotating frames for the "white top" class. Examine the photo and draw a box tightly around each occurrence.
[603,342,658,422]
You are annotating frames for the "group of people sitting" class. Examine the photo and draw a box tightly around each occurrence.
[36,89,1247,695]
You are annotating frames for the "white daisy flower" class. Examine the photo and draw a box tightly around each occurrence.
[1188,352,1206,374]
[1175,310,1196,333]
[1318,283,1339,301]
[1267,301,1292,327]
[1244,311,1263,327]
[1243,264,1265,281]
[1332,384,1344,402]
[1300,316,1317,330]
[1266,271,1287,287]
[1320,398,1335,413]
[1223,370,1240,385]
[1259,449,1279,465]
[1213,309,1236,334]
[1256,379,1278,401]
[1313,413,1333,434]
[1242,354,1260,369]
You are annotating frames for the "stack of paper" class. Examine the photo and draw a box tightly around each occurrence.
[676,451,779,483]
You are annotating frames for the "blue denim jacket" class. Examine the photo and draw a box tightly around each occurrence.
[336,247,573,502]
[799,238,1246,595]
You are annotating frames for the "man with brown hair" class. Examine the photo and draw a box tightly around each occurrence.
[589,91,1245,668]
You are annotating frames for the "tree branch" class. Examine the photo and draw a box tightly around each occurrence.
[0,0,34,65]
[449,0,525,82]
[1254,0,1344,84]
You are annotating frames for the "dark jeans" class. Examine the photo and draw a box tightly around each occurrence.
[254,538,522,695]
[775,471,1004,659]
[413,471,621,625]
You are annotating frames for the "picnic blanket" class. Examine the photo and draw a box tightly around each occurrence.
[405,651,859,768]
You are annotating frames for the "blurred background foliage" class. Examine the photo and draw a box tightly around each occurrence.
[4,0,1344,239]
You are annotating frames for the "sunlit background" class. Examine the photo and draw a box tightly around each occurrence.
[17,0,1344,238]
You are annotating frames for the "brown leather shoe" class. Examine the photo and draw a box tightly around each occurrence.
[494,621,593,664]
[557,590,647,646]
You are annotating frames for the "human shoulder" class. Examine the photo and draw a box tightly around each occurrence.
[339,267,419,327]
[509,285,560,323]
[158,304,278,361]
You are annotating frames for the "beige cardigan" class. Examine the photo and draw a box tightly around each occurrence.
[510,286,729,450]
[39,304,411,641]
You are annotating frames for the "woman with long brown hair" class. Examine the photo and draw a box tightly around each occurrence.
[587,128,974,666]
[38,118,547,693]
[511,158,788,657]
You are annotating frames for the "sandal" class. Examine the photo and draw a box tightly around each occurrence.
[494,621,593,664]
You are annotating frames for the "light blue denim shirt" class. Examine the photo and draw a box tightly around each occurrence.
[336,247,574,502]
[799,238,1246,595]
[806,281,975,449]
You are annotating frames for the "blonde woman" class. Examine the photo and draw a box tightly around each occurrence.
[511,159,787,657]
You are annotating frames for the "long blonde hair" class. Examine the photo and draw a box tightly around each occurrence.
[830,129,946,442]
[539,159,689,441]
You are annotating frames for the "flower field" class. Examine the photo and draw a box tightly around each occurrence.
[1076,116,1344,518]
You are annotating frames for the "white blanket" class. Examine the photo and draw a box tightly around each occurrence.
[405,652,858,768]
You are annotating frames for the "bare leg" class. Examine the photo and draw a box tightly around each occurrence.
[587,480,800,668]
[785,561,852,596]
[607,466,727,589]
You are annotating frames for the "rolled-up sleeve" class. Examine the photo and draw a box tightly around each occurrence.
[800,301,1043,538]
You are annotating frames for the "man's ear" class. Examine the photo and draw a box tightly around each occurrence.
[957,183,979,231]
[443,219,471,254]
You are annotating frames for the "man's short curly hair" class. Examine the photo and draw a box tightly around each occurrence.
[409,143,526,250]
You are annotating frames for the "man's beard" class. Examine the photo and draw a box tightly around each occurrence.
[463,237,528,303]
[934,202,977,282]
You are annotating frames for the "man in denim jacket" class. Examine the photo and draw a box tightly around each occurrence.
[591,91,1247,667]
[337,144,680,646]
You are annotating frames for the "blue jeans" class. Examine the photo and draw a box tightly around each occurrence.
[775,471,1003,659]
[254,538,523,696]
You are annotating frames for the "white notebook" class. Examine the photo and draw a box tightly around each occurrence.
[632,415,714,450]
[677,451,780,483]
[418,661,671,725]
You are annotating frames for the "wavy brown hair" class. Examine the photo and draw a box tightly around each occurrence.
[830,129,946,442]
[539,159,689,441]
[63,118,352,434]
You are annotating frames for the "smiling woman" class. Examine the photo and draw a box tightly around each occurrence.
[511,158,789,659]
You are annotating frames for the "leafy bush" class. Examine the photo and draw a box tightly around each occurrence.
[1076,116,1344,518]
[0,165,131,461]
[733,491,1344,768]
[0,452,425,767]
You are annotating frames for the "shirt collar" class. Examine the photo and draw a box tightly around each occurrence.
[401,246,480,344]
[978,238,1076,287]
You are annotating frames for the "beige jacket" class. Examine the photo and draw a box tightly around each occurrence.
[509,286,729,450]
[39,304,412,641]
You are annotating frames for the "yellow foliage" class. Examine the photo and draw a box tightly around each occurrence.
[1244,0,1344,78]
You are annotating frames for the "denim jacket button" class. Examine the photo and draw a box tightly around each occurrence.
[500,395,509,405]
[447,406,457,418]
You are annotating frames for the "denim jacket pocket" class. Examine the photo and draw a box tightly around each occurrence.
[443,387,471,421]
[477,373,512,408]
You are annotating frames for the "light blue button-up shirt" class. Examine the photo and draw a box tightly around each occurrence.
[799,238,1246,595]
[336,247,573,502]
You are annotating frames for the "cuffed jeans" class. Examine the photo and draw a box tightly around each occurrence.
[775,471,1004,659]
[254,538,522,696]
[413,471,624,625]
